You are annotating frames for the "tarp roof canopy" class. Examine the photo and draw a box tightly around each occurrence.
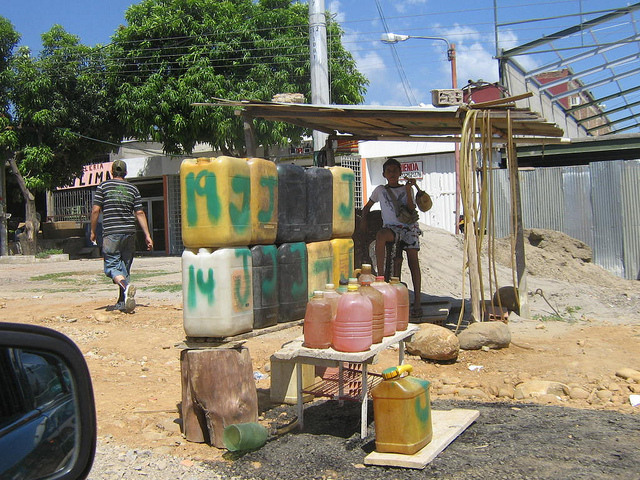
[199,98,564,143]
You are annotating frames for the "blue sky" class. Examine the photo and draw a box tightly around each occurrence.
[1,0,636,108]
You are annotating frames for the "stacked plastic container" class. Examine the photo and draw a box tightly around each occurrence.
[179,156,356,338]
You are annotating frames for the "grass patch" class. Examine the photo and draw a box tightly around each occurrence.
[533,305,583,322]
[35,249,64,259]
[147,283,182,293]
[130,270,175,281]
[30,272,77,282]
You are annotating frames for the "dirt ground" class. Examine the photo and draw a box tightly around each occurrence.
[1,225,639,476]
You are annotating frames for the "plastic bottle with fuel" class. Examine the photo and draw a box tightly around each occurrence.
[389,277,410,331]
[371,364,432,455]
[303,291,332,349]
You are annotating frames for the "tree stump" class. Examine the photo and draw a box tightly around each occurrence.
[180,347,258,447]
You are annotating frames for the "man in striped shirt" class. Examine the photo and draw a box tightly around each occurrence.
[90,160,153,313]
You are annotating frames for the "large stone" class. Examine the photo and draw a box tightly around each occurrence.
[514,380,569,399]
[406,323,459,361]
[457,321,511,350]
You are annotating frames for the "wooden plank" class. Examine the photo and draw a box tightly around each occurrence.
[364,409,479,469]
[410,300,451,323]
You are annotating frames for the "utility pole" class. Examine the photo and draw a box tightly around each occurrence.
[309,0,330,162]
[0,160,7,256]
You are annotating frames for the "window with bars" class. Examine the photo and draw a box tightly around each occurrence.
[338,156,362,209]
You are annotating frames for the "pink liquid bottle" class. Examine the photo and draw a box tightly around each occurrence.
[323,283,341,320]
[303,291,332,349]
[332,283,373,353]
[373,276,398,337]
[358,279,385,344]
[390,277,409,331]
[357,263,376,285]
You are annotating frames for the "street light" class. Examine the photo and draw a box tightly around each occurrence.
[380,33,457,88]
[381,32,462,234]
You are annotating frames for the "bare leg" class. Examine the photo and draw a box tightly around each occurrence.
[406,248,422,311]
[375,228,395,277]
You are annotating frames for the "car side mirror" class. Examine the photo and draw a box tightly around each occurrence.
[0,322,97,480]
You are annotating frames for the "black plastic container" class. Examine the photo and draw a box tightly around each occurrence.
[276,164,307,243]
[251,244,279,329]
[277,242,308,323]
[304,166,333,242]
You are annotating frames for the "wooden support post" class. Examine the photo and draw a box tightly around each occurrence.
[507,141,530,318]
[180,347,258,447]
[242,113,257,158]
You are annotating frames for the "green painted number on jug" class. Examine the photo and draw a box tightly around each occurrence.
[234,249,252,307]
[187,264,215,309]
[258,175,277,223]
[338,172,354,219]
[185,171,221,226]
[261,249,277,297]
[290,243,308,298]
[414,393,430,423]
[230,175,250,232]
[313,258,333,282]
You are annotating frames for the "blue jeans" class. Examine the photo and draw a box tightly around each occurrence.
[102,233,135,282]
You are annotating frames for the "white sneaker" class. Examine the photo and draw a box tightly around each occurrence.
[123,284,136,313]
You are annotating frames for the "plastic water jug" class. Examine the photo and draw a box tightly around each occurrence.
[182,247,253,337]
[305,167,333,242]
[322,283,341,320]
[251,244,279,329]
[277,242,308,323]
[332,283,372,353]
[390,277,409,331]
[276,164,306,243]
[303,291,332,349]
[328,166,355,238]
[358,280,384,344]
[306,240,333,299]
[247,158,278,245]
[371,364,432,455]
[357,263,376,285]
[330,238,354,288]
[180,157,251,248]
[372,276,397,337]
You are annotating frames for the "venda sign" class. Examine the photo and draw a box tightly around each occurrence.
[58,162,113,190]
[400,161,423,179]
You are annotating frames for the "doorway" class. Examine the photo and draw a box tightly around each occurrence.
[136,197,165,253]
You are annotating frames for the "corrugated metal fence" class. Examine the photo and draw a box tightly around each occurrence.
[490,160,640,280]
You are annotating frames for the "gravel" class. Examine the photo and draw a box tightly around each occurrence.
[87,399,640,480]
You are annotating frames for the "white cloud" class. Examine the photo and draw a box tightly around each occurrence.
[498,29,540,71]
[392,0,428,14]
[354,50,386,78]
[328,1,345,24]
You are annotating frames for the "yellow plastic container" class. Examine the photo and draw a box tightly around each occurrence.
[246,157,278,245]
[306,240,334,299]
[328,166,355,238]
[180,157,251,248]
[330,238,354,287]
[371,364,432,455]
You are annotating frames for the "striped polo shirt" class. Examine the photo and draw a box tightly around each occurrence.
[93,179,143,236]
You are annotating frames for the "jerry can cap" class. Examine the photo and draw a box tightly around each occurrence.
[382,364,413,380]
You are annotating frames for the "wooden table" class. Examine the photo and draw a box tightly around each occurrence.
[272,325,418,438]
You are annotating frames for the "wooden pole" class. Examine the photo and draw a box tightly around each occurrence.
[242,113,257,158]
[506,127,530,317]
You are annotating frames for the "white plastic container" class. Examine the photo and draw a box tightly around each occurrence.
[182,247,253,337]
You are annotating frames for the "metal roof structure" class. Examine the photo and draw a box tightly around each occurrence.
[498,2,640,136]
[203,97,564,144]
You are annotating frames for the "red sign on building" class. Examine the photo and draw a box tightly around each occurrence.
[400,161,423,179]
[58,162,113,190]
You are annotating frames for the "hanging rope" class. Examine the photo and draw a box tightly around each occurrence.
[455,107,517,333]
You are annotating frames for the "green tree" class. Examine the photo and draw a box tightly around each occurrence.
[110,0,368,155]
[0,21,121,253]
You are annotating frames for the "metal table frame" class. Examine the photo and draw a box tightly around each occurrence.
[273,325,418,438]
